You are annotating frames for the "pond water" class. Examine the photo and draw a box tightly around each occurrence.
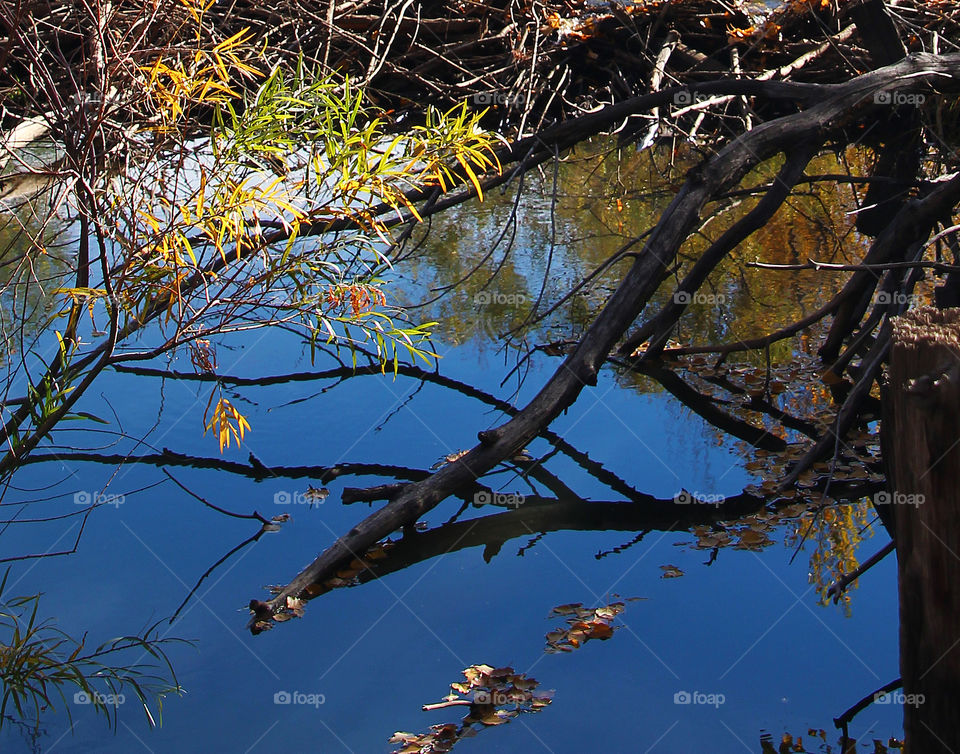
[1,140,904,753]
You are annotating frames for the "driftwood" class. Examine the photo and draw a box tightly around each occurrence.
[258,53,960,617]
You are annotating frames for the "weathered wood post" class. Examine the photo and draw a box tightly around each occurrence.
[888,307,960,752]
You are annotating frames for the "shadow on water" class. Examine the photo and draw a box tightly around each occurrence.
[1,139,909,753]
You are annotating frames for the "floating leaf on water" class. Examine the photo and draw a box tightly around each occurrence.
[431,449,469,469]
[544,599,633,652]
[594,603,625,620]
[585,621,615,639]
[305,485,329,502]
[737,529,771,548]
[780,504,808,518]
[390,664,550,751]
[512,676,538,691]
[660,565,684,578]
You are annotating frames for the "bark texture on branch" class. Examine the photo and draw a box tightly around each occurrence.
[256,53,960,622]
[888,306,960,753]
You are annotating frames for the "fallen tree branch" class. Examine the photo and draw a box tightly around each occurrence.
[254,53,960,624]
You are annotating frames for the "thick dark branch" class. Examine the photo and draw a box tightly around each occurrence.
[256,53,960,622]
[621,142,820,359]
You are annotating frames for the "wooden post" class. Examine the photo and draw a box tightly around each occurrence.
[888,307,960,752]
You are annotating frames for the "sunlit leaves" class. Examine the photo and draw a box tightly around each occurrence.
[410,102,502,202]
[2,8,506,480]
[122,58,483,393]
[202,393,250,452]
[139,23,260,128]
[176,0,214,25]
[324,283,386,317]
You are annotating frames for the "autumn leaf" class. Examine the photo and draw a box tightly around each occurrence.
[203,393,251,452]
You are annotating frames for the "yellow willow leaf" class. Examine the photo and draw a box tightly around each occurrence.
[177,233,198,266]
[430,168,448,192]
[138,210,161,233]
[215,27,254,54]
[204,398,251,453]
[196,175,206,219]
[229,59,263,78]
[211,222,228,265]
[271,196,304,220]
[197,78,241,103]
[141,60,163,85]
[404,200,423,223]
[457,154,483,202]
[210,54,230,84]
[178,0,213,21]
[227,178,247,205]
